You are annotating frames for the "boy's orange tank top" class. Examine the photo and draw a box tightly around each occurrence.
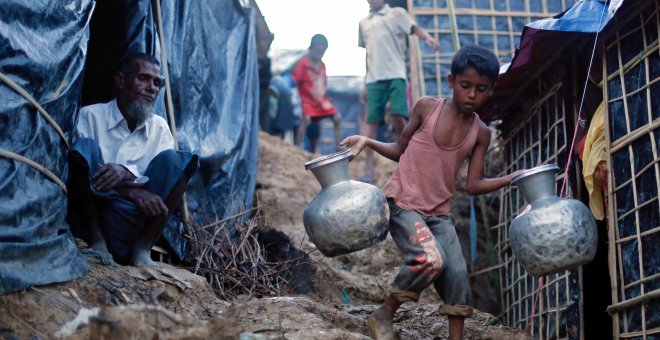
[382,98,481,217]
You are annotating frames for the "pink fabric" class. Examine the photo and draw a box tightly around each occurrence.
[383,98,481,216]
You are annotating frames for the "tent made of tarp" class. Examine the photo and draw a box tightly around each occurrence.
[0,0,259,295]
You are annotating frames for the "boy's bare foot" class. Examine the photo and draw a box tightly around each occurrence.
[131,249,159,268]
[367,311,397,340]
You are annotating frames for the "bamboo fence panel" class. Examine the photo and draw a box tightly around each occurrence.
[495,76,583,339]
[407,0,578,100]
[603,1,660,339]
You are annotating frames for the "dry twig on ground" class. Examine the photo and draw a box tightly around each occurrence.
[185,209,304,300]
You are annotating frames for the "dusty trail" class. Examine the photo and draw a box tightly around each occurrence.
[0,132,529,339]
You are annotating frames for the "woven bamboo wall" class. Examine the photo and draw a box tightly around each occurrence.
[495,77,584,339]
[407,0,577,101]
[603,1,660,338]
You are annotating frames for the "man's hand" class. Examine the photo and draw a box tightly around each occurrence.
[124,187,169,217]
[92,164,135,191]
[339,135,368,161]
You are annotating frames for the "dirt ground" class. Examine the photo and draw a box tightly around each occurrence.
[0,132,529,339]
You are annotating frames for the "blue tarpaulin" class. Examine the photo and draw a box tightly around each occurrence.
[0,0,93,295]
[526,0,622,32]
[481,0,627,121]
[509,0,624,71]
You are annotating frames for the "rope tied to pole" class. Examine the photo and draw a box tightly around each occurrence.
[527,1,608,335]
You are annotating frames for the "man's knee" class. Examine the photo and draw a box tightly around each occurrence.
[69,137,104,176]
[153,149,179,164]
[150,149,190,178]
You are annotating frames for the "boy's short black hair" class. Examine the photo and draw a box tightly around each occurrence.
[450,45,499,84]
[310,34,328,49]
[118,52,160,74]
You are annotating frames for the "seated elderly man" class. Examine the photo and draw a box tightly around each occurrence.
[68,52,198,267]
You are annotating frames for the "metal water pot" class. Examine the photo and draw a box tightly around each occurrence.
[509,164,597,276]
[303,150,388,257]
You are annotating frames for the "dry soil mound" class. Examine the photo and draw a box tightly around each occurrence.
[0,132,527,339]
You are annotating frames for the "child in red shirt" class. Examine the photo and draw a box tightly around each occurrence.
[291,34,341,152]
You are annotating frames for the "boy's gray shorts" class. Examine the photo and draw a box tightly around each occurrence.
[386,198,473,317]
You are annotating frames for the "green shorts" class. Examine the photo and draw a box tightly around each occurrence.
[366,78,408,124]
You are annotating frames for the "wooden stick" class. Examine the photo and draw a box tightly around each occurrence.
[446,0,460,51]
[152,0,193,225]
[8,310,48,339]
[607,288,660,315]
[469,262,505,278]
[199,205,262,230]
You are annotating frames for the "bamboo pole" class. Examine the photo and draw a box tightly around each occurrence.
[607,288,660,315]
[151,0,178,149]
[446,0,460,51]
[409,35,422,103]
[152,0,190,224]
[479,194,503,307]
[602,37,621,338]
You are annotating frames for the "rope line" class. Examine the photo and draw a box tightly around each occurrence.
[528,2,609,335]
[0,149,67,193]
[559,3,608,198]
[0,72,70,149]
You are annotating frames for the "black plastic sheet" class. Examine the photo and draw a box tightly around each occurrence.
[157,0,259,257]
[1,0,259,295]
[80,0,259,260]
[0,0,92,295]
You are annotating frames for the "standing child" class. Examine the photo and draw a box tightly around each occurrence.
[341,45,524,340]
[358,0,439,182]
[291,34,341,152]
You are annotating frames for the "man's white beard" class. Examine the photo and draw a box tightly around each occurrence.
[127,100,153,124]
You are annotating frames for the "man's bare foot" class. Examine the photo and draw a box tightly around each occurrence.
[367,309,397,340]
[89,240,115,266]
[131,248,159,268]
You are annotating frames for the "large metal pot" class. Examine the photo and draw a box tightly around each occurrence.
[303,150,388,257]
[509,164,597,276]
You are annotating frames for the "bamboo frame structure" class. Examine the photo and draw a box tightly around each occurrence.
[493,77,579,338]
[405,1,660,338]
[152,0,191,225]
[602,2,660,339]
[407,0,577,100]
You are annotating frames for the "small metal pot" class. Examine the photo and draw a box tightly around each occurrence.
[509,164,598,276]
[303,150,388,257]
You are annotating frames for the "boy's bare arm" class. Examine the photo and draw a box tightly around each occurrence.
[465,124,523,195]
[412,25,439,52]
[341,96,436,161]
